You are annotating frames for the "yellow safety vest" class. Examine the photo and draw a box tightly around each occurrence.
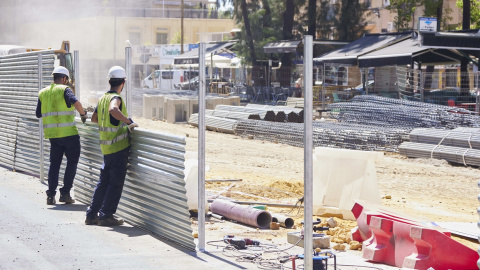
[39,84,78,139]
[98,92,130,155]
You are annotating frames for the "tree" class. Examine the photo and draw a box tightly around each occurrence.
[281,0,295,68]
[240,0,256,63]
[337,0,366,40]
[387,0,423,31]
[316,0,338,39]
[456,0,480,28]
[170,30,187,44]
[308,0,317,37]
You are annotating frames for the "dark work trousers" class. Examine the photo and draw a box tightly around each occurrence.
[86,146,130,220]
[46,135,81,197]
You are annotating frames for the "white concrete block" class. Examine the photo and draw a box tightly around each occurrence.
[287,232,330,249]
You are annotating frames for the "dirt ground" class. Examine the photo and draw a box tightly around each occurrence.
[135,117,480,251]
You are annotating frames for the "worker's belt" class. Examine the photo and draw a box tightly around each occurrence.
[43,122,76,128]
[98,123,126,133]
[100,132,128,145]
[42,111,75,117]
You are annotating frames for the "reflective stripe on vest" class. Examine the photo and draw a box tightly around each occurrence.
[39,83,78,139]
[99,132,129,145]
[42,111,75,117]
[98,123,126,133]
[97,92,129,155]
[44,122,76,129]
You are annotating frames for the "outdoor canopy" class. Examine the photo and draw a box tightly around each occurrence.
[313,32,412,65]
[357,37,465,67]
[421,31,480,65]
[173,41,236,66]
[263,40,302,53]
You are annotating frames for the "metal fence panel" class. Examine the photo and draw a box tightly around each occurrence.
[0,51,54,173]
[0,51,195,251]
[74,123,195,250]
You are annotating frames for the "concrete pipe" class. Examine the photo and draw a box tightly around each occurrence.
[271,214,295,228]
[210,199,272,228]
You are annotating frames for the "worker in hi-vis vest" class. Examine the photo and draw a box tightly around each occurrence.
[85,66,138,226]
[36,66,87,205]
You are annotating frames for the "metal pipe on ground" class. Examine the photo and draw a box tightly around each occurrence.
[210,199,272,228]
[271,213,295,228]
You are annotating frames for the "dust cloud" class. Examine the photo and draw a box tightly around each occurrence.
[0,0,153,108]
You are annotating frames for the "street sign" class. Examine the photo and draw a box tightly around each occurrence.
[418,17,437,32]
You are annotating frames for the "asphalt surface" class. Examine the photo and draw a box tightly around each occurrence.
[0,166,403,270]
[0,167,255,270]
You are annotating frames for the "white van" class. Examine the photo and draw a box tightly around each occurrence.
[142,70,185,89]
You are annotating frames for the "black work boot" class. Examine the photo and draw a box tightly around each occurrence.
[98,216,124,226]
[85,216,99,225]
[59,193,75,204]
[46,196,56,205]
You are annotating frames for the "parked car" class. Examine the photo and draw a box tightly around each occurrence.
[352,80,374,92]
[142,70,184,89]
[416,87,475,105]
[175,76,199,90]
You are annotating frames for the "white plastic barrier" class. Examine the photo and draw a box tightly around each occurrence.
[184,151,209,213]
[312,147,383,220]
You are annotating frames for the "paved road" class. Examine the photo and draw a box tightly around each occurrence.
[0,167,401,270]
[0,168,253,270]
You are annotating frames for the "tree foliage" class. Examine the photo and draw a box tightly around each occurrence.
[338,0,366,40]
[456,0,480,28]
[387,0,423,31]
[221,0,368,65]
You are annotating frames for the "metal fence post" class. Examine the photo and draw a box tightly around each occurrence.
[198,42,206,252]
[125,47,132,117]
[38,53,44,181]
[419,69,424,103]
[303,35,313,270]
[475,72,479,115]
[322,63,326,110]
[74,50,80,115]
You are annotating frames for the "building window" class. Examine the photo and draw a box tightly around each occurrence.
[381,28,388,33]
[156,33,168,44]
[129,32,141,45]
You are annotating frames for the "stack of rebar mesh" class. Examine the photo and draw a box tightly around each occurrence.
[399,127,480,166]
[234,120,410,152]
[328,95,480,129]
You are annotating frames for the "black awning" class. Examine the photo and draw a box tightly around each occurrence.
[422,32,480,50]
[358,37,465,67]
[314,32,411,65]
[174,42,236,65]
[263,40,302,53]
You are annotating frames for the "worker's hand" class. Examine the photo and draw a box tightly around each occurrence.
[127,118,139,133]
[80,114,88,123]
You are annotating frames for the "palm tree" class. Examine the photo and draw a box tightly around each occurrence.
[220,0,256,63]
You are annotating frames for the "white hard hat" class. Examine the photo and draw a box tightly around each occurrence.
[52,66,70,78]
[108,66,126,79]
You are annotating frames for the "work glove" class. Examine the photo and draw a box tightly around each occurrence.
[127,118,139,133]
[80,113,88,123]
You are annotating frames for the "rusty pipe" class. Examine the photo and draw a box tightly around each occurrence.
[210,199,272,228]
[271,213,295,228]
